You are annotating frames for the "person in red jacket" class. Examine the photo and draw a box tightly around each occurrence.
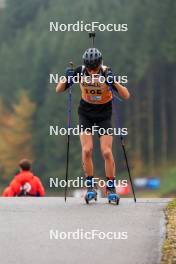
[2,159,45,197]
[2,186,15,197]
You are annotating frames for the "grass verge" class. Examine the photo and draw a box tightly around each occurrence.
[161,199,176,264]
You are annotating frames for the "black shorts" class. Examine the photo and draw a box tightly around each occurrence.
[79,113,113,137]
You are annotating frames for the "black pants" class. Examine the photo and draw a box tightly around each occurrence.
[79,113,113,137]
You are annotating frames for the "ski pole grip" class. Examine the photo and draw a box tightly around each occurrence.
[89,32,96,38]
[89,32,96,47]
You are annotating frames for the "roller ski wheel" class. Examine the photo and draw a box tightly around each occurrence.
[108,192,120,205]
[106,178,120,205]
[85,189,97,204]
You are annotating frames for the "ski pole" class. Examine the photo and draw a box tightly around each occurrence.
[110,84,137,203]
[64,62,74,202]
[89,32,96,47]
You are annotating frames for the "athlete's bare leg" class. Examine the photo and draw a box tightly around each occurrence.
[80,132,93,176]
[100,135,115,179]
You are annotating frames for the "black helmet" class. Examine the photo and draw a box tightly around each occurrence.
[83,48,102,68]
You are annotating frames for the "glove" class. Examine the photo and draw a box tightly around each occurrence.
[105,68,115,85]
[65,67,74,86]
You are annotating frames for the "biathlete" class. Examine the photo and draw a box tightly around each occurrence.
[56,48,130,203]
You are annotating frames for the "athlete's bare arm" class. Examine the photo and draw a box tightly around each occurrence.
[113,82,130,100]
[56,81,67,93]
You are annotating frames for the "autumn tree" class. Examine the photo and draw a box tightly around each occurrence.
[0,91,36,180]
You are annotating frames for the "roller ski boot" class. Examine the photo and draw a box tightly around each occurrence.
[84,176,97,204]
[106,178,120,205]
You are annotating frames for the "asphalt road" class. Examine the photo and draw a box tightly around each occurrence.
[0,198,171,264]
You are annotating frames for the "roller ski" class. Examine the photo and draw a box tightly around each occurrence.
[84,176,97,204]
[106,179,120,205]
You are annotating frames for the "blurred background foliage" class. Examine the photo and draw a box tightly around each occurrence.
[0,0,175,196]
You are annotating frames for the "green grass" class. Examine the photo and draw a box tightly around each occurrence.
[132,166,176,198]
[0,184,6,196]
[159,167,176,197]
